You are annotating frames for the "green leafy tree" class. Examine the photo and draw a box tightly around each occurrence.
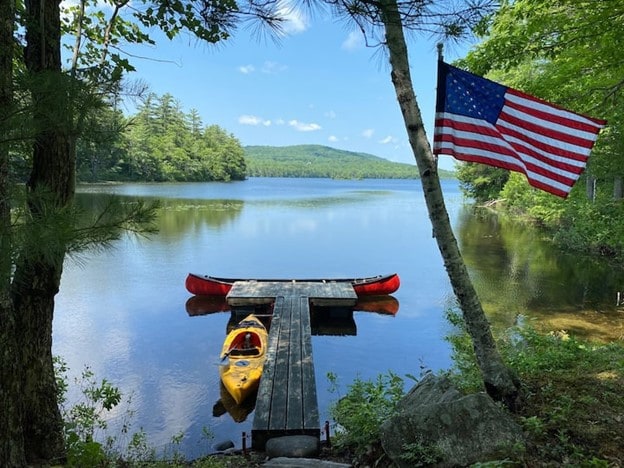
[116,93,246,182]
[76,107,128,181]
[201,124,247,181]
[456,163,508,202]
[187,108,204,136]
[460,0,622,194]
[460,0,623,255]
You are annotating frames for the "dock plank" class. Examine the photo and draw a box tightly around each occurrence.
[299,295,319,430]
[252,296,283,431]
[267,295,292,431]
[285,296,302,431]
[251,291,321,449]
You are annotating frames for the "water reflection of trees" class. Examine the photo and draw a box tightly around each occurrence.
[157,199,244,238]
[74,193,244,239]
[457,207,624,330]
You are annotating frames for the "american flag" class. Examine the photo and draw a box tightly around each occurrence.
[433,61,607,198]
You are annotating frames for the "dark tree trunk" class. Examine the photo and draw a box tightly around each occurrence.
[586,174,596,201]
[10,0,74,463]
[379,0,521,409]
[24,0,75,205]
[614,177,622,200]
[0,303,23,468]
[0,1,27,464]
[12,258,66,464]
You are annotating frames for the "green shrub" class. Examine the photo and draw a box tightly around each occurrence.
[54,357,157,465]
[327,371,407,456]
[55,357,123,465]
[53,358,230,467]
[399,440,443,465]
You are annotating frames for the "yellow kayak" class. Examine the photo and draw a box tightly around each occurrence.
[219,314,268,404]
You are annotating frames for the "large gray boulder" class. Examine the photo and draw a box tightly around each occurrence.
[380,373,525,467]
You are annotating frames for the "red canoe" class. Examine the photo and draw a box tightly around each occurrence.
[185,273,400,297]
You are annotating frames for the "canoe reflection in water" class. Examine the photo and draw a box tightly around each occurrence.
[185,295,231,316]
[185,294,399,319]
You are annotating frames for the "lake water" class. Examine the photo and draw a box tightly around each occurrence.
[53,177,624,459]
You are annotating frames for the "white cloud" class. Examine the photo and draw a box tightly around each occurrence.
[262,61,288,74]
[342,31,364,51]
[362,128,375,139]
[328,135,338,142]
[289,120,321,132]
[238,65,255,74]
[239,115,272,126]
[325,110,337,119]
[275,118,286,125]
[379,135,397,144]
[277,0,308,35]
[239,62,287,74]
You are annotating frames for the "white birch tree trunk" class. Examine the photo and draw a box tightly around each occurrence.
[379,0,520,408]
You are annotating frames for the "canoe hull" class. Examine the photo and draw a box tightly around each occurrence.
[186,273,400,297]
[219,315,268,405]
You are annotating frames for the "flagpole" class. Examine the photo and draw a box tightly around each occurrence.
[433,43,444,166]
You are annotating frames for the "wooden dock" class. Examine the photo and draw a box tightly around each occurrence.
[226,281,357,450]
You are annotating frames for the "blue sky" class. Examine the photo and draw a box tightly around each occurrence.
[122,6,470,171]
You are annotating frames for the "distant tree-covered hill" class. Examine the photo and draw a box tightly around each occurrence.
[244,145,454,179]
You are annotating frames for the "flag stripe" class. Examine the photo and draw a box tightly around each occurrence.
[433,61,606,198]
[435,114,586,175]
[434,140,574,198]
[501,133,585,173]
[496,118,590,162]
[506,89,606,131]
[434,134,578,188]
[500,105,599,149]
[434,115,580,187]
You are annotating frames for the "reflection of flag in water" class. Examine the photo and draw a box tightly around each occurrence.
[433,61,607,198]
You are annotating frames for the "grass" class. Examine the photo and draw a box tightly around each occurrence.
[445,315,624,465]
[505,329,624,464]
